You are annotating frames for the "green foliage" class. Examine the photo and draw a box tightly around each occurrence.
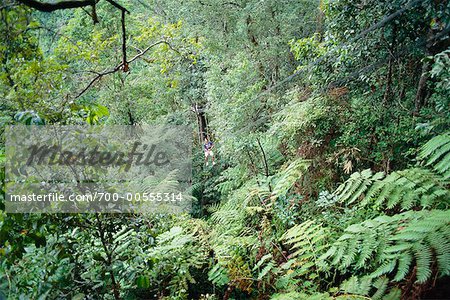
[208,264,229,287]
[430,50,450,91]
[0,235,74,299]
[14,111,45,125]
[1,0,449,299]
[289,33,326,66]
[208,180,259,257]
[245,158,310,205]
[71,103,110,125]
[339,276,373,297]
[428,50,450,116]
[271,291,333,300]
[419,132,450,180]
[335,167,449,210]
[334,169,385,206]
[147,225,208,297]
[334,133,450,211]
[321,210,450,283]
[270,94,336,147]
[340,276,402,300]
[363,168,449,210]
[281,220,328,278]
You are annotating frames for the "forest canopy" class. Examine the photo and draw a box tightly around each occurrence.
[0,0,449,299]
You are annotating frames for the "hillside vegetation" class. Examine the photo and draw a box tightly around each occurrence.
[0,0,449,299]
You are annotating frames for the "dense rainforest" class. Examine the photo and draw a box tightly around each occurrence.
[0,0,450,299]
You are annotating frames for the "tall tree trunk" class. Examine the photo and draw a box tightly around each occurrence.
[414,59,430,113]
[414,0,450,112]
[317,0,325,40]
[414,26,433,113]
[194,104,208,140]
[383,24,397,104]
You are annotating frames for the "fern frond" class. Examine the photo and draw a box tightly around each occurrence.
[413,242,433,283]
[271,158,311,200]
[419,132,450,166]
[334,169,384,205]
[419,132,450,180]
[426,231,450,276]
[281,220,329,276]
[208,264,230,286]
[371,276,389,300]
[393,251,412,281]
[339,276,372,296]
[335,133,450,210]
[370,260,397,278]
[433,153,450,180]
[382,287,401,300]
[321,210,450,284]
[339,275,401,300]
[340,168,449,211]
[356,233,378,268]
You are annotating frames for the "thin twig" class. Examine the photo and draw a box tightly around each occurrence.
[75,40,172,98]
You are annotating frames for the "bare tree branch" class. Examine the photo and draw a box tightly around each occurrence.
[128,40,170,63]
[16,0,181,100]
[17,0,132,87]
[75,66,122,99]
[75,40,173,98]
[17,0,95,12]
[121,9,128,71]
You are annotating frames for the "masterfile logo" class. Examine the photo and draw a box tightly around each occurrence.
[5,125,192,213]
[26,141,170,171]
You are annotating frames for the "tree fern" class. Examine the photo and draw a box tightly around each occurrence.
[245,158,310,204]
[208,264,230,286]
[419,132,450,180]
[281,220,329,277]
[334,169,384,205]
[334,133,450,210]
[363,168,449,210]
[320,210,450,283]
[271,159,311,200]
[334,168,449,210]
[339,275,400,300]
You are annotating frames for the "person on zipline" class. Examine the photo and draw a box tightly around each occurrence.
[203,137,215,166]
